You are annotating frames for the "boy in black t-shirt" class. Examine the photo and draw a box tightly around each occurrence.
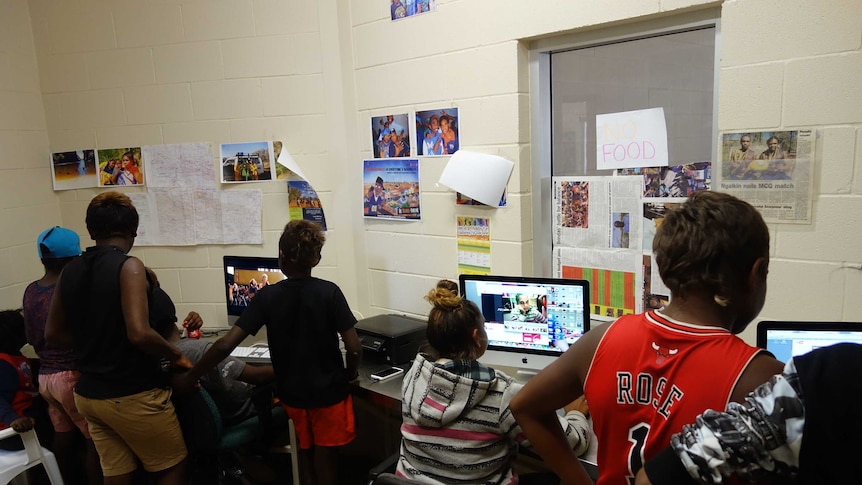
[178,220,362,485]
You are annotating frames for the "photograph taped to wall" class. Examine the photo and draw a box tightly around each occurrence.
[371,113,411,158]
[717,130,814,224]
[416,108,459,156]
[618,161,711,198]
[98,147,144,187]
[221,141,273,183]
[390,0,436,21]
[363,158,421,220]
[456,190,507,207]
[51,149,97,191]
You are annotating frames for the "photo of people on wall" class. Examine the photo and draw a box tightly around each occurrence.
[390,0,436,20]
[722,131,797,181]
[97,147,144,187]
[559,181,589,228]
[416,108,459,156]
[371,113,411,158]
[220,141,273,183]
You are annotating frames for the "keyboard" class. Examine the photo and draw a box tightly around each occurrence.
[230,345,271,360]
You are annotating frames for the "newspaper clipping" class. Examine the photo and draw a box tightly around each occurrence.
[553,176,643,249]
[717,130,814,224]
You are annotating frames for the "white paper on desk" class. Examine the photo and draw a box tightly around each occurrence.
[275,145,308,181]
[439,150,513,208]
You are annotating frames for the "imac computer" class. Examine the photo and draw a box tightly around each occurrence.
[756,321,862,362]
[223,255,286,325]
[459,274,590,382]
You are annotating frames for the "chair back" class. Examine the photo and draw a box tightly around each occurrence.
[172,387,223,453]
[0,427,64,485]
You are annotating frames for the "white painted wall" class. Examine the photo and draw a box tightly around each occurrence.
[1,0,860,343]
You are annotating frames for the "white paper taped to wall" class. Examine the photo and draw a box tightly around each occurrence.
[438,150,514,207]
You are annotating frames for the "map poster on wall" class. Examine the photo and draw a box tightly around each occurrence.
[363,158,421,220]
[51,149,97,190]
[288,181,327,231]
[717,129,815,224]
[457,216,490,275]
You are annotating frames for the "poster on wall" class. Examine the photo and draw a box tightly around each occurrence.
[618,162,711,198]
[274,141,306,180]
[371,113,411,158]
[717,129,814,224]
[142,143,215,189]
[553,176,643,249]
[457,216,490,275]
[416,108,459,156]
[288,181,327,231]
[363,158,421,220]
[51,149,97,190]
[555,246,643,317]
[220,141,273,183]
[390,0,436,20]
[98,147,145,187]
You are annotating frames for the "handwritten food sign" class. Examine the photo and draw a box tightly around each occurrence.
[596,107,668,170]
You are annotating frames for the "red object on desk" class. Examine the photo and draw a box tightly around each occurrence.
[187,328,201,339]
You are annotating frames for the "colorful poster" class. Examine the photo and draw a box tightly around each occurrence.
[390,0,436,21]
[220,141,273,183]
[555,246,642,317]
[371,113,411,158]
[363,158,421,220]
[618,162,711,198]
[97,147,144,187]
[457,216,490,275]
[51,149,97,190]
[288,181,326,230]
[416,108,459,156]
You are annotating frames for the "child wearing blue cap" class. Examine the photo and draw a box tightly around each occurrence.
[22,227,101,484]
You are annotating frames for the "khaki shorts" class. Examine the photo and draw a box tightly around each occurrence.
[75,388,187,476]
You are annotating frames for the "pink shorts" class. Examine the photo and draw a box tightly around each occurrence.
[280,395,356,450]
[40,370,90,437]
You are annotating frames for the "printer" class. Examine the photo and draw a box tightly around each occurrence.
[355,314,427,365]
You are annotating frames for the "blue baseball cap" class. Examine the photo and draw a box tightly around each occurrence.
[37,226,81,259]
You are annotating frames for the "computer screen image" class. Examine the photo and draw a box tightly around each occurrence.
[756,321,862,362]
[459,274,590,381]
[224,255,286,324]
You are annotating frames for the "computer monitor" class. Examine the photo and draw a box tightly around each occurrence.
[223,255,286,325]
[459,274,590,382]
[756,321,862,362]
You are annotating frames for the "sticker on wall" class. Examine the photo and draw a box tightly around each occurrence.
[220,141,273,183]
[97,147,144,187]
[51,149,97,190]
[416,108,459,156]
[363,158,421,220]
[390,0,436,21]
[371,113,411,158]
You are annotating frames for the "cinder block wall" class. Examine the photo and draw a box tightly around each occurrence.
[2,0,860,342]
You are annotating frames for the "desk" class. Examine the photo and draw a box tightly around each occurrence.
[233,344,598,477]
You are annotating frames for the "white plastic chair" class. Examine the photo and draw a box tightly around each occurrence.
[0,427,63,485]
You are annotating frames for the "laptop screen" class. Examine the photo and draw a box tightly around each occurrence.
[756,321,862,362]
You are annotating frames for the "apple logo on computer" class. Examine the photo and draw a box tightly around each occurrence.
[522,357,528,364]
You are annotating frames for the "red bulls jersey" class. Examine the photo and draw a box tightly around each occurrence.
[584,311,763,485]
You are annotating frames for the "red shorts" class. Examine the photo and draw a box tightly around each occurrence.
[280,395,356,450]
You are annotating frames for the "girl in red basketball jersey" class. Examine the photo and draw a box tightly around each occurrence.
[510,191,784,485]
